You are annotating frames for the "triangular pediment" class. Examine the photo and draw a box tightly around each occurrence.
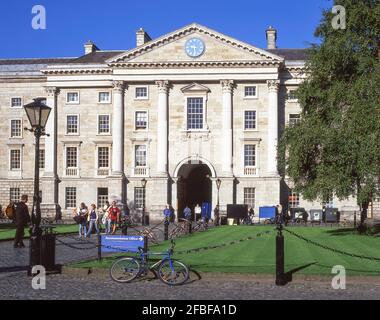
[181,83,210,93]
[108,23,284,66]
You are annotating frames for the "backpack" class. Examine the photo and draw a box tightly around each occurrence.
[5,202,15,220]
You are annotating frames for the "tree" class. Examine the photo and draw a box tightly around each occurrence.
[278,0,380,230]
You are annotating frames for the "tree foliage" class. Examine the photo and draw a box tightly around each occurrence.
[279,0,380,211]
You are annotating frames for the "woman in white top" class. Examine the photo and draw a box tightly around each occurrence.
[101,201,111,234]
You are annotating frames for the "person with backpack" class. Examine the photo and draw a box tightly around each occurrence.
[108,201,121,235]
[86,204,99,237]
[13,195,30,248]
[75,202,88,238]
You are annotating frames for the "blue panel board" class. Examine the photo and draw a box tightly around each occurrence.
[201,202,211,219]
[259,207,276,219]
[101,235,145,253]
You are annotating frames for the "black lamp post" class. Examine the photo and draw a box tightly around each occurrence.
[141,178,147,226]
[23,98,51,274]
[216,178,222,207]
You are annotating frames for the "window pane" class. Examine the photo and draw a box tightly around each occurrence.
[135,112,147,130]
[245,86,257,97]
[98,147,109,168]
[39,149,45,169]
[10,150,21,170]
[244,188,255,208]
[98,115,110,133]
[67,115,78,134]
[244,111,256,130]
[97,188,108,209]
[9,188,20,202]
[65,187,77,208]
[134,187,145,209]
[135,145,146,167]
[288,90,297,100]
[244,145,256,167]
[11,120,22,137]
[66,147,77,168]
[135,87,148,98]
[289,190,300,208]
[289,114,301,126]
[187,98,203,130]
[99,92,110,102]
[11,98,22,107]
[67,92,79,103]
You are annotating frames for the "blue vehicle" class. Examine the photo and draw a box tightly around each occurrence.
[109,240,189,286]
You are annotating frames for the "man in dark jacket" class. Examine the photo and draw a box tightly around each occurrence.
[14,194,30,248]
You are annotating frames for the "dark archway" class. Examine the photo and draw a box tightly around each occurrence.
[177,164,212,220]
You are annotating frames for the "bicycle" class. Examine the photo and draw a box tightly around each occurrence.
[192,219,208,232]
[109,240,189,286]
[168,221,188,239]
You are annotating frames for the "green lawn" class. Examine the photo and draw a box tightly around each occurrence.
[0,223,79,240]
[69,226,380,276]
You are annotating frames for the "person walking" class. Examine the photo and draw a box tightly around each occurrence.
[109,201,121,235]
[213,205,220,226]
[86,204,99,237]
[13,194,30,248]
[76,202,88,238]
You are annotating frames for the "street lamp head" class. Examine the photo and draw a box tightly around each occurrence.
[141,178,147,188]
[24,98,51,129]
[216,178,222,190]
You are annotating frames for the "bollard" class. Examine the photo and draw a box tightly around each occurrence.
[354,211,357,228]
[97,233,102,262]
[275,223,287,286]
[164,219,169,241]
[188,220,192,234]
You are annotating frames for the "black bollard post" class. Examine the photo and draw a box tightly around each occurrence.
[188,220,192,234]
[97,233,102,262]
[164,218,169,241]
[275,223,287,286]
[354,211,357,228]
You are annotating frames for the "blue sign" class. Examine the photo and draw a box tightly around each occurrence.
[259,207,276,219]
[101,235,145,253]
[201,202,211,219]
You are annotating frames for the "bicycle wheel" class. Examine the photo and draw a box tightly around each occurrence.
[157,259,189,286]
[110,258,140,283]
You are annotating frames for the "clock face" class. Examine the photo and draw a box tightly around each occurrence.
[185,38,205,58]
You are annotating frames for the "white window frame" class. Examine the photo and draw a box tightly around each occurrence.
[10,118,23,138]
[97,114,111,135]
[65,187,77,209]
[244,110,258,131]
[98,91,112,104]
[66,114,80,135]
[244,86,258,99]
[10,97,23,108]
[63,143,81,177]
[97,145,110,169]
[242,143,259,176]
[9,148,22,171]
[244,187,256,209]
[287,89,298,102]
[185,96,207,131]
[135,86,149,100]
[134,144,147,168]
[134,187,145,209]
[9,187,21,202]
[66,91,80,104]
[134,110,149,131]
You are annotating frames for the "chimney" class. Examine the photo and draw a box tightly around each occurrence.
[84,40,99,55]
[266,26,277,50]
[136,28,152,47]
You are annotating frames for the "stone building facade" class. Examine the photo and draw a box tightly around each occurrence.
[1,23,377,221]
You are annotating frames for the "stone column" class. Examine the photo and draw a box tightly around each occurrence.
[112,81,126,175]
[221,80,234,176]
[155,80,169,176]
[267,80,280,176]
[41,87,60,216]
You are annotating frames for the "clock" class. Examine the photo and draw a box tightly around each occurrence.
[185,38,205,58]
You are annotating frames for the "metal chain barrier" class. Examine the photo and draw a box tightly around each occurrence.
[283,227,380,261]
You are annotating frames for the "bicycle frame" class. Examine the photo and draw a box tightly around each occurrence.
[136,243,175,272]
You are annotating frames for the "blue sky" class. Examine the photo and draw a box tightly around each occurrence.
[0,0,333,59]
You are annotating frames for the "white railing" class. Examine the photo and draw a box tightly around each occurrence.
[132,167,149,177]
[97,168,109,176]
[66,168,78,176]
[244,167,257,176]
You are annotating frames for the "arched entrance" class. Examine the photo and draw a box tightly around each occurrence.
[177,163,212,220]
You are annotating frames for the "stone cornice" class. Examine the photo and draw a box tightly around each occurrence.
[42,68,112,75]
[112,60,281,69]
[107,23,284,64]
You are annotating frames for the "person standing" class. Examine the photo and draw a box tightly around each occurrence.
[13,195,30,248]
[102,201,111,234]
[194,204,201,221]
[77,203,88,238]
[86,204,99,237]
[109,201,121,235]
[183,205,192,221]
[214,205,220,226]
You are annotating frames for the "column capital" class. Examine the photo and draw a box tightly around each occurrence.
[112,80,127,93]
[44,86,60,97]
[267,80,280,92]
[155,80,170,93]
[220,80,234,93]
